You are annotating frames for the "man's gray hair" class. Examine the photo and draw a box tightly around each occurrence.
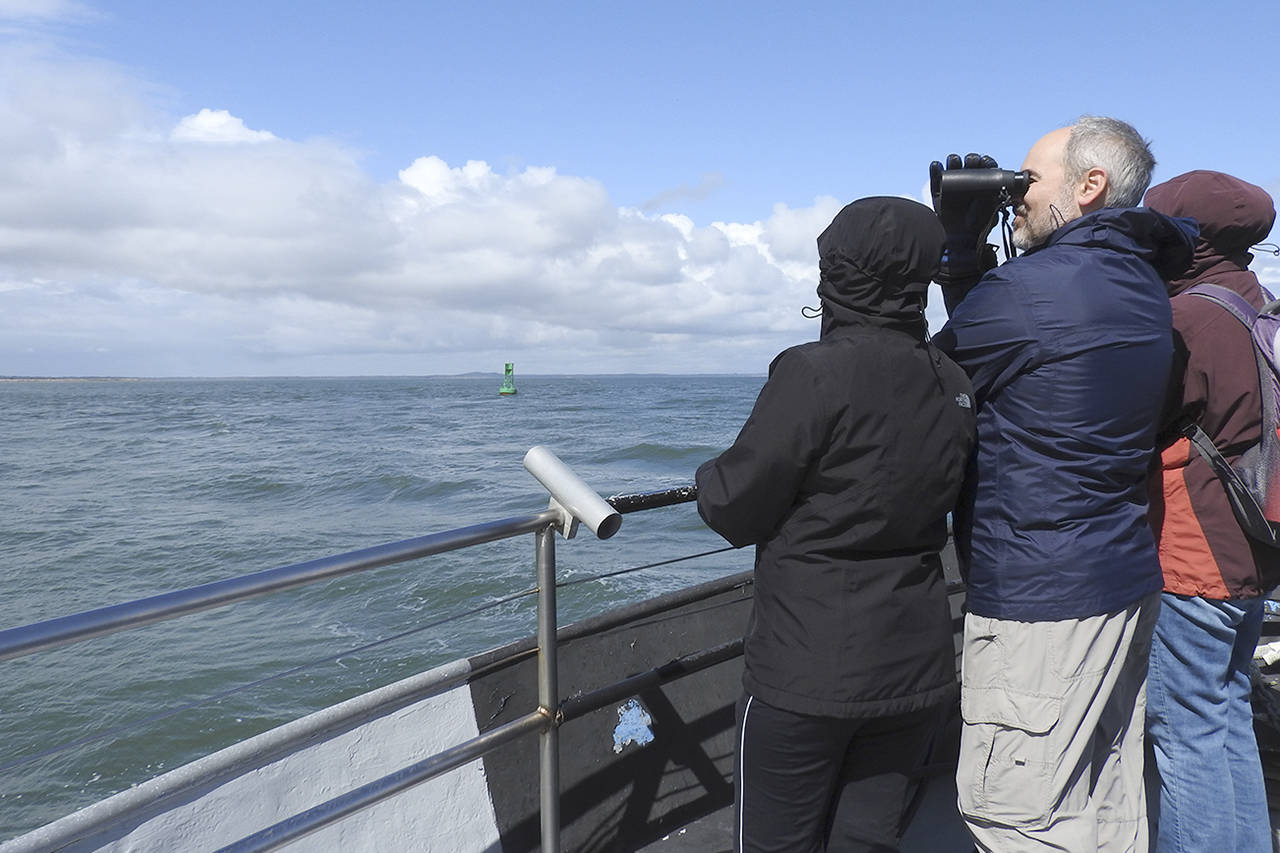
[1063,116,1155,208]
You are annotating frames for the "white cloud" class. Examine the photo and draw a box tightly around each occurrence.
[1254,251,1280,292]
[640,172,724,212]
[0,46,845,376]
[171,108,278,144]
[398,156,505,205]
[0,0,94,23]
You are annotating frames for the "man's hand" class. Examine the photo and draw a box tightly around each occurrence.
[929,153,1002,301]
[930,153,1002,252]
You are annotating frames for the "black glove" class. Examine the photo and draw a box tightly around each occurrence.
[929,153,1002,292]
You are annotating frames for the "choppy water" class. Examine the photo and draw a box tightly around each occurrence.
[0,375,762,839]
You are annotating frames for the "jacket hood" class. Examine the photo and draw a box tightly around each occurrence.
[1143,170,1276,295]
[1038,206,1197,282]
[815,196,943,335]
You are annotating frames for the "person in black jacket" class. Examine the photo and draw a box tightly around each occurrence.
[696,196,977,853]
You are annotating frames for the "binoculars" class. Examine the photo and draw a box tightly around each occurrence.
[936,168,1032,199]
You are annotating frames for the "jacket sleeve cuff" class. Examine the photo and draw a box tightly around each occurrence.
[935,245,997,315]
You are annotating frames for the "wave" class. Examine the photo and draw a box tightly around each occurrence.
[597,442,720,464]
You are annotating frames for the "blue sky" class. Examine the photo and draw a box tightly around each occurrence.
[2,0,1278,376]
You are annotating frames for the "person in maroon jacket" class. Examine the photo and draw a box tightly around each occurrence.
[1144,170,1280,853]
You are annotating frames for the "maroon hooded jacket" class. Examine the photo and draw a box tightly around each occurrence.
[1145,170,1280,598]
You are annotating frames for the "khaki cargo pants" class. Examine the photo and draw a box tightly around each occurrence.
[957,592,1159,852]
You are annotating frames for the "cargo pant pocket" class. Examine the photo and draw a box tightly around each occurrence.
[958,685,1063,829]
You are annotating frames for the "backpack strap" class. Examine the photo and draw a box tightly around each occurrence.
[1182,281,1272,456]
[1184,282,1259,328]
[1181,283,1264,454]
[1180,417,1280,546]
[1178,418,1274,531]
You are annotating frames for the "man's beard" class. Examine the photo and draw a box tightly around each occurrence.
[1012,187,1077,251]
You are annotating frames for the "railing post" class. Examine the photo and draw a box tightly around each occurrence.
[536,523,561,853]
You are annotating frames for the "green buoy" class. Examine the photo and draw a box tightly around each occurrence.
[499,362,518,396]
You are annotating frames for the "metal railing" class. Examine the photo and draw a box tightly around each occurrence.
[0,449,708,853]
[0,512,560,662]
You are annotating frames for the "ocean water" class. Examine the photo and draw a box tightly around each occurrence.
[0,374,763,840]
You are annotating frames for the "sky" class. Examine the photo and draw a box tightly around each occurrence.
[2,0,1279,377]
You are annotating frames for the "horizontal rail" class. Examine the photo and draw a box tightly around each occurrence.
[215,709,552,853]
[606,486,697,514]
[0,509,560,662]
[221,626,744,853]
[560,637,743,723]
[0,485,703,664]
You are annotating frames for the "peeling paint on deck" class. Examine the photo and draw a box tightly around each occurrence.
[612,698,654,753]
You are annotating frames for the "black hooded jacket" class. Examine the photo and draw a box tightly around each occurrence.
[696,198,977,717]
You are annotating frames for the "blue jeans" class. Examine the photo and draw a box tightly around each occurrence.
[1144,592,1268,853]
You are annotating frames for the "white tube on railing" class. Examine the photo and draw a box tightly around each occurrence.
[523,447,622,540]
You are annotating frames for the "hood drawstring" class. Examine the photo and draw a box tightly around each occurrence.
[919,304,948,389]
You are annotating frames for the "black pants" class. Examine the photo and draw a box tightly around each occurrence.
[734,693,940,853]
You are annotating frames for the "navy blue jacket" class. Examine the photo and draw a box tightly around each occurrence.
[934,207,1195,621]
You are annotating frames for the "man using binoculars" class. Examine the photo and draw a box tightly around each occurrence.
[930,116,1197,851]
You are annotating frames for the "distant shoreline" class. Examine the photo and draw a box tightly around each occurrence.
[0,373,765,382]
[0,376,145,382]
